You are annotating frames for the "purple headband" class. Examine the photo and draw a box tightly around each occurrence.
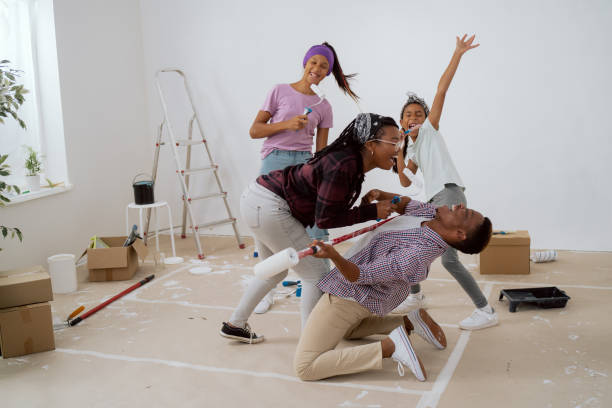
[302,45,334,76]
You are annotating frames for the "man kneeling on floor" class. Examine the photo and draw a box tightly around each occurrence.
[294,191,492,381]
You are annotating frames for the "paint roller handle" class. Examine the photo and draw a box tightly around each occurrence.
[69,274,155,326]
[282,280,301,287]
[376,195,401,221]
[66,305,85,321]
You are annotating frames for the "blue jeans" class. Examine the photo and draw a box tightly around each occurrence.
[260,150,329,240]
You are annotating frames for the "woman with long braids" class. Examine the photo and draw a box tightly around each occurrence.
[248,42,358,314]
[220,113,404,343]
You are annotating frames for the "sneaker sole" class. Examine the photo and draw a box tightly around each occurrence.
[398,327,427,381]
[219,330,265,344]
[410,309,447,350]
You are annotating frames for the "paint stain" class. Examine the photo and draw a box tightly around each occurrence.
[543,379,553,384]
[569,334,579,341]
[41,365,49,370]
[565,365,577,375]
[163,280,180,287]
[533,315,552,328]
[190,266,212,275]
[585,368,608,378]
[356,391,368,400]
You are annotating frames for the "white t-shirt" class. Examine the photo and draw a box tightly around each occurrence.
[408,118,465,202]
[342,215,429,259]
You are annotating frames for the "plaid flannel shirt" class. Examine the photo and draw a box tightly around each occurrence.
[317,200,449,316]
[256,148,378,228]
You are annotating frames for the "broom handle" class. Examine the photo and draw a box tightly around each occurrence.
[69,275,155,326]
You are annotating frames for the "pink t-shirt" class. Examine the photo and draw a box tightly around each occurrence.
[260,83,333,159]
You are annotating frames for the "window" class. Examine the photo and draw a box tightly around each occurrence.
[0,0,68,202]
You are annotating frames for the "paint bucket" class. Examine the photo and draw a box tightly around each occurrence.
[47,253,77,294]
[132,173,154,205]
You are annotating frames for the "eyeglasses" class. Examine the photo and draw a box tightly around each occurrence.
[374,139,404,152]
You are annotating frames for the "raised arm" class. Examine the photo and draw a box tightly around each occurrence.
[428,34,479,130]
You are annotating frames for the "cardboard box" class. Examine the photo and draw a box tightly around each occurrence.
[478,230,530,275]
[86,236,148,282]
[0,302,55,359]
[0,265,53,309]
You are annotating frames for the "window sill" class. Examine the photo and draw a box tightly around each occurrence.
[5,184,73,206]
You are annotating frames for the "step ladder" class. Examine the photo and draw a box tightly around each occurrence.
[144,68,245,259]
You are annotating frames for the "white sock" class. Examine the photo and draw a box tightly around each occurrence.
[480,305,493,314]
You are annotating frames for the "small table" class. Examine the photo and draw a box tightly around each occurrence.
[126,201,183,264]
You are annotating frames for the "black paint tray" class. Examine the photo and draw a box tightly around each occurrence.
[498,287,570,312]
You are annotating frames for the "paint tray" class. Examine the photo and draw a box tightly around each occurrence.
[498,287,570,312]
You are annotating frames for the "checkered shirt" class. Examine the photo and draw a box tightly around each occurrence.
[317,199,449,316]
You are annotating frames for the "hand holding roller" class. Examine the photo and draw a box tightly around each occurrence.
[254,196,401,279]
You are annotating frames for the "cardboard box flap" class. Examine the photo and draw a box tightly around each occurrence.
[87,246,129,269]
[488,230,530,246]
[131,238,148,261]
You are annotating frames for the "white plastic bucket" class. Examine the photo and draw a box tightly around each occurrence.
[47,254,77,294]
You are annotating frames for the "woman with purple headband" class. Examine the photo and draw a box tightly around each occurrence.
[246,42,359,314]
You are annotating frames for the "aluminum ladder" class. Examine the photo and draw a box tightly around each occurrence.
[145,68,244,259]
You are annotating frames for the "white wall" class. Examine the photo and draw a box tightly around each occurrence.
[139,0,612,251]
[3,0,610,270]
[1,0,150,269]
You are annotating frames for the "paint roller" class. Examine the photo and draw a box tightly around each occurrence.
[303,84,326,114]
[254,197,401,279]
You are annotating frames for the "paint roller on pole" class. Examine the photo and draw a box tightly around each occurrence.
[254,196,401,279]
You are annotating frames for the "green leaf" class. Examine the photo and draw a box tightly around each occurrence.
[0,170,9,176]
[1,227,7,238]
[14,185,20,194]
[0,195,9,202]
[0,154,6,164]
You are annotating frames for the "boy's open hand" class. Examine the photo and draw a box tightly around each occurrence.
[455,34,479,55]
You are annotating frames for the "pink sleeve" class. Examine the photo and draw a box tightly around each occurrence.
[319,101,333,129]
[260,85,279,116]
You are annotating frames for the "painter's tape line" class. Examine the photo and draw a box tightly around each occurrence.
[55,348,425,395]
[427,277,612,291]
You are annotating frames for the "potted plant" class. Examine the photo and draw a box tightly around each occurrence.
[1,59,28,249]
[24,146,43,192]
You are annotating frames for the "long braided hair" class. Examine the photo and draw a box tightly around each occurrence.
[309,113,398,207]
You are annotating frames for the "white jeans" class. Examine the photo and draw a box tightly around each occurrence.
[229,182,330,328]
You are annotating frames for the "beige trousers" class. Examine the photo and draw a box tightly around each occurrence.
[294,293,405,381]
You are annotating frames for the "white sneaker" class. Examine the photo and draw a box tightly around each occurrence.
[407,308,447,350]
[459,306,499,330]
[388,325,427,381]
[392,293,427,314]
[254,291,274,314]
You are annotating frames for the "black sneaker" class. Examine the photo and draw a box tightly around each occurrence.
[220,322,264,344]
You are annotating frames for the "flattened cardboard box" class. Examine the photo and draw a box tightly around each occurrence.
[86,236,148,282]
[0,302,55,359]
[0,265,53,309]
[478,230,530,275]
